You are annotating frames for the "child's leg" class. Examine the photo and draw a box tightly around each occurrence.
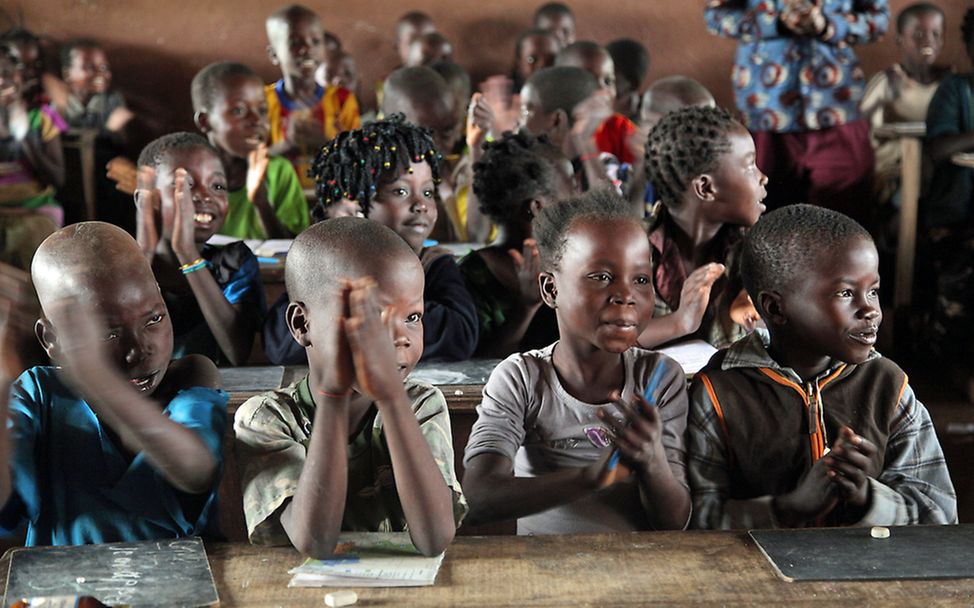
[802,120,877,227]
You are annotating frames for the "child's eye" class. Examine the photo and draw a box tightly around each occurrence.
[393,187,408,197]
[406,312,422,324]
[423,188,435,198]
[869,287,880,298]
[212,182,227,191]
[634,275,650,285]
[146,313,165,327]
[589,272,612,282]
[835,289,853,298]
[103,329,120,342]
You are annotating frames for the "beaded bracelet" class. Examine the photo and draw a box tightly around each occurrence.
[180,258,209,275]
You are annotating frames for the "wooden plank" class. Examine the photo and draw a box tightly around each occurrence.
[894,135,921,312]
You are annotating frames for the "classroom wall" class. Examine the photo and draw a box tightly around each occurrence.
[11,0,973,140]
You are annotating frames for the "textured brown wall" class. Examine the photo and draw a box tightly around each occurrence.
[8,0,973,139]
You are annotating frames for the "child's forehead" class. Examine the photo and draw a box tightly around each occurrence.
[156,146,223,174]
[215,74,265,99]
[70,46,106,63]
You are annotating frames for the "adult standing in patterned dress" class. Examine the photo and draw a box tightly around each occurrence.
[705,0,889,225]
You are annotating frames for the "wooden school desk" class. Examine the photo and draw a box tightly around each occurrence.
[5,531,969,607]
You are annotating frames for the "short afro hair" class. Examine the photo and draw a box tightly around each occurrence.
[191,61,258,113]
[645,105,742,208]
[472,129,565,226]
[523,65,597,119]
[309,113,441,221]
[741,204,873,310]
[896,3,945,34]
[137,131,217,170]
[605,38,650,90]
[534,2,574,23]
[59,38,101,72]
[533,188,637,272]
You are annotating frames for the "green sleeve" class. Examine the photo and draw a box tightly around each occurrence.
[266,156,311,236]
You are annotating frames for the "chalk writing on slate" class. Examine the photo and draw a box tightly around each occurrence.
[3,537,218,607]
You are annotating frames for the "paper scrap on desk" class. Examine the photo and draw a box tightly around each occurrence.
[657,339,718,375]
[255,239,294,257]
[287,532,444,588]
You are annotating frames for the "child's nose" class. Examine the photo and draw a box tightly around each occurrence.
[410,196,429,213]
[611,283,635,305]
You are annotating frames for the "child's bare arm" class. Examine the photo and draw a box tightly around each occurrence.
[638,263,724,348]
[247,144,292,239]
[279,283,356,557]
[168,169,258,365]
[51,299,220,495]
[345,278,456,556]
[598,392,691,530]
[12,103,65,189]
[477,241,544,358]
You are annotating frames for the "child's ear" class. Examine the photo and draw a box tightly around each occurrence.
[691,174,717,202]
[34,318,58,361]
[266,44,280,66]
[526,198,544,219]
[539,272,557,309]
[194,110,210,133]
[285,302,313,347]
[757,291,786,327]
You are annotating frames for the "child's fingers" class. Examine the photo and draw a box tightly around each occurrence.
[508,248,524,271]
[825,457,868,486]
[136,165,156,191]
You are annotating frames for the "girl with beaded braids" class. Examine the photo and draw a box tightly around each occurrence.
[459,130,575,358]
[637,105,768,350]
[261,114,478,364]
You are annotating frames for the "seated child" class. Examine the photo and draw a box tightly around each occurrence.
[511,29,561,93]
[533,2,576,47]
[555,40,639,166]
[606,38,650,123]
[688,204,957,528]
[0,222,227,545]
[236,217,466,557]
[264,5,360,189]
[405,32,453,68]
[394,11,437,67]
[136,133,264,366]
[191,61,309,239]
[56,38,133,138]
[628,76,716,217]
[381,66,461,240]
[638,106,767,349]
[0,43,64,269]
[861,2,949,205]
[262,115,478,364]
[462,189,691,534]
[460,130,575,357]
[518,66,612,191]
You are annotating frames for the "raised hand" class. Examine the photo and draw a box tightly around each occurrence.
[169,168,201,263]
[344,277,402,404]
[508,239,543,308]
[0,263,40,382]
[247,142,271,204]
[780,0,826,36]
[729,289,761,332]
[45,296,115,395]
[676,263,725,335]
[106,156,137,195]
[825,426,878,508]
[317,280,356,400]
[466,92,495,162]
[571,89,614,144]
[134,166,161,261]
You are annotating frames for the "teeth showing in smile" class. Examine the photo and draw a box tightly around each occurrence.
[194,213,214,224]
[921,47,934,56]
[129,372,156,391]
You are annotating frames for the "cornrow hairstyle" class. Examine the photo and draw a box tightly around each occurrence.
[59,38,100,73]
[309,113,442,222]
[191,61,258,114]
[896,3,945,34]
[741,204,872,315]
[137,131,216,170]
[962,8,974,45]
[645,105,741,208]
[472,130,564,226]
[533,188,636,272]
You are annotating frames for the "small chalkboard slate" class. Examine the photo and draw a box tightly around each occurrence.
[3,537,219,607]
[750,525,974,582]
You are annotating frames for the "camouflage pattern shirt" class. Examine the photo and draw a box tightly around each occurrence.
[234,375,467,545]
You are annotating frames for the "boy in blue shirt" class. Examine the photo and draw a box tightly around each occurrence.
[0,222,227,545]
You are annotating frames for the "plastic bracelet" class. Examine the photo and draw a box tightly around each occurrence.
[180,260,209,275]
[178,257,206,271]
[318,388,352,399]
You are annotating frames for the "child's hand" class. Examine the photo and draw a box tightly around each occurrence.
[46,296,115,394]
[246,143,271,204]
[0,263,40,382]
[287,113,327,149]
[317,280,356,399]
[571,90,614,144]
[466,92,495,162]
[774,457,838,527]
[597,391,668,477]
[344,277,403,404]
[105,106,135,133]
[780,0,826,36]
[134,166,161,261]
[824,426,877,508]
[729,290,762,332]
[674,263,725,335]
[581,445,632,490]
[106,156,137,195]
[508,239,542,308]
[168,168,202,263]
